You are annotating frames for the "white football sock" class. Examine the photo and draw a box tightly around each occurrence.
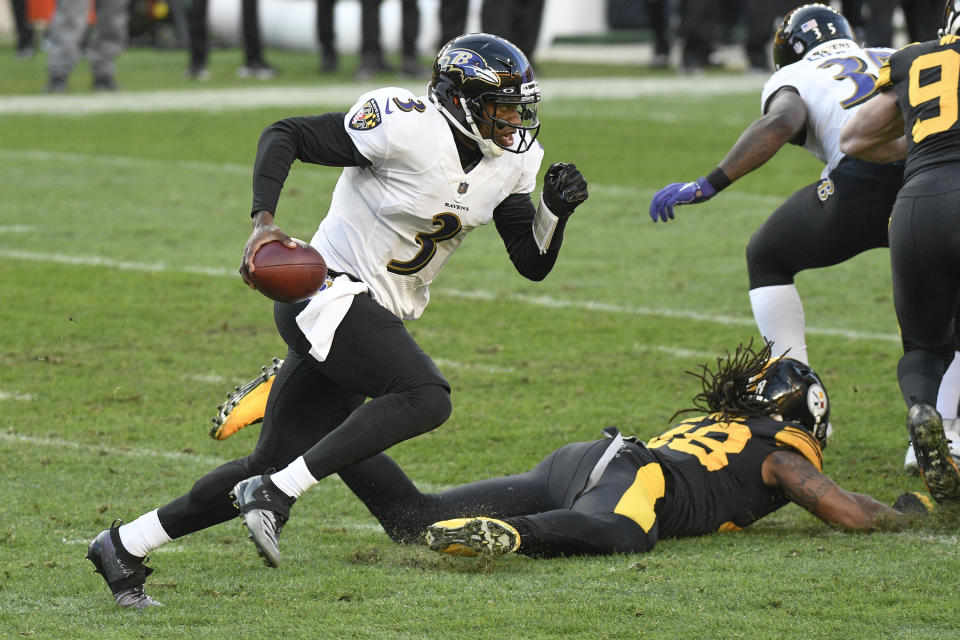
[117,509,172,558]
[936,351,960,420]
[270,456,318,500]
[749,284,808,365]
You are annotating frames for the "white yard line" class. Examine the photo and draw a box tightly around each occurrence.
[0,75,767,116]
[0,390,36,401]
[0,248,900,344]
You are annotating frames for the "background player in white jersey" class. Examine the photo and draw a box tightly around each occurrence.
[648,3,960,468]
[650,3,902,368]
[84,33,588,609]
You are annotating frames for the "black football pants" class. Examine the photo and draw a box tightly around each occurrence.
[349,438,658,557]
[157,293,451,538]
[746,157,903,289]
[890,167,960,408]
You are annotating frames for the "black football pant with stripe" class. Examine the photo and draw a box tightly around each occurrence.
[157,293,451,538]
[345,438,658,557]
[890,167,960,409]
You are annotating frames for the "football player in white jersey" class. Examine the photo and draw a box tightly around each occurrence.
[85,33,588,609]
[649,4,960,467]
[651,3,902,367]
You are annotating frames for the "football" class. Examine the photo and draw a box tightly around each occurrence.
[249,240,327,303]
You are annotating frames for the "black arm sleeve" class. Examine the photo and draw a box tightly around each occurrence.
[493,192,566,282]
[251,112,372,216]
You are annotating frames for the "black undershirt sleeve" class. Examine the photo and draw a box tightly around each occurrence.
[251,112,372,216]
[493,192,566,281]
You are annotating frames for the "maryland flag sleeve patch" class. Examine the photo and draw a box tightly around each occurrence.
[349,99,383,131]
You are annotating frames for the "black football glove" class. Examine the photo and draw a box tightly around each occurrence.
[542,162,588,218]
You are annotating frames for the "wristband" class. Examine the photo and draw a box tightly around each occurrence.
[706,168,732,193]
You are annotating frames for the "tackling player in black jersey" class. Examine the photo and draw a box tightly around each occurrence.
[335,342,928,558]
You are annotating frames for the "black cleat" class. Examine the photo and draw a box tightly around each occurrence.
[86,520,162,609]
[231,474,295,567]
[907,403,960,503]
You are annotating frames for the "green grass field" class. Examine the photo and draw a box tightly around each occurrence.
[1,44,959,639]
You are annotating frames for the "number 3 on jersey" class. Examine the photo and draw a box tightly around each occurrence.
[386,212,462,275]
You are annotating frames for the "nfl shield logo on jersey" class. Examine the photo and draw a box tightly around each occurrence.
[457,182,469,195]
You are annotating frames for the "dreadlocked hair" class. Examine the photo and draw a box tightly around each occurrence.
[669,340,778,423]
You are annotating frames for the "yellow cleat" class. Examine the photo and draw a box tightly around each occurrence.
[209,358,283,440]
[423,517,520,557]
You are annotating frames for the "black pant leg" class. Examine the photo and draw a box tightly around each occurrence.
[439,0,468,46]
[187,0,209,66]
[12,0,34,50]
[275,294,451,483]
[401,0,419,57]
[241,0,264,65]
[317,0,336,55]
[360,0,382,59]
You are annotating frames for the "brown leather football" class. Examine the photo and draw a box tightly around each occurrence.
[249,241,327,303]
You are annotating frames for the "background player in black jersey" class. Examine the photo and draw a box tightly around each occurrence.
[332,342,929,558]
[841,0,960,505]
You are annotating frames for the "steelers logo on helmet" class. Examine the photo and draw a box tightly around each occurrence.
[807,383,828,418]
[755,357,832,448]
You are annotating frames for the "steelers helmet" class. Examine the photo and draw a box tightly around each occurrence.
[428,33,541,158]
[755,358,831,448]
[772,4,855,70]
[941,0,960,36]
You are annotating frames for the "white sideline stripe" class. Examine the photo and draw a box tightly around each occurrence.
[5,430,447,493]
[0,148,250,175]
[0,225,32,234]
[636,344,719,360]
[0,390,36,401]
[0,248,901,344]
[0,76,766,116]
[434,358,514,374]
[0,431,230,467]
[0,150,785,208]
[187,373,229,384]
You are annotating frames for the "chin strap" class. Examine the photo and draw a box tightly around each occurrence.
[429,89,504,159]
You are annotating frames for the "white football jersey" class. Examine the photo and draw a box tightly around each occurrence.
[310,87,544,321]
[761,39,894,178]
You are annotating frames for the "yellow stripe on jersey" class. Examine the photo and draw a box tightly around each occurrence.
[614,462,666,532]
[875,60,892,90]
[775,426,824,470]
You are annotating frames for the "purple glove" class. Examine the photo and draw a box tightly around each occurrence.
[649,178,717,222]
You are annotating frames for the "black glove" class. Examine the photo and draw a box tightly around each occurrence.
[542,162,588,218]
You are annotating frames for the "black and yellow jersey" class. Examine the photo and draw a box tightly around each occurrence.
[876,35,960,181]
[645,413,823,537]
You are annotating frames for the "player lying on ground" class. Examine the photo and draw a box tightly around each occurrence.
[214,342,938,559]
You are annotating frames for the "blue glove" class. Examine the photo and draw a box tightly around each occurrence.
[649,178,717,222]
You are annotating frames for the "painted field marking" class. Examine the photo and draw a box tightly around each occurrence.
[0,248,900,344]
